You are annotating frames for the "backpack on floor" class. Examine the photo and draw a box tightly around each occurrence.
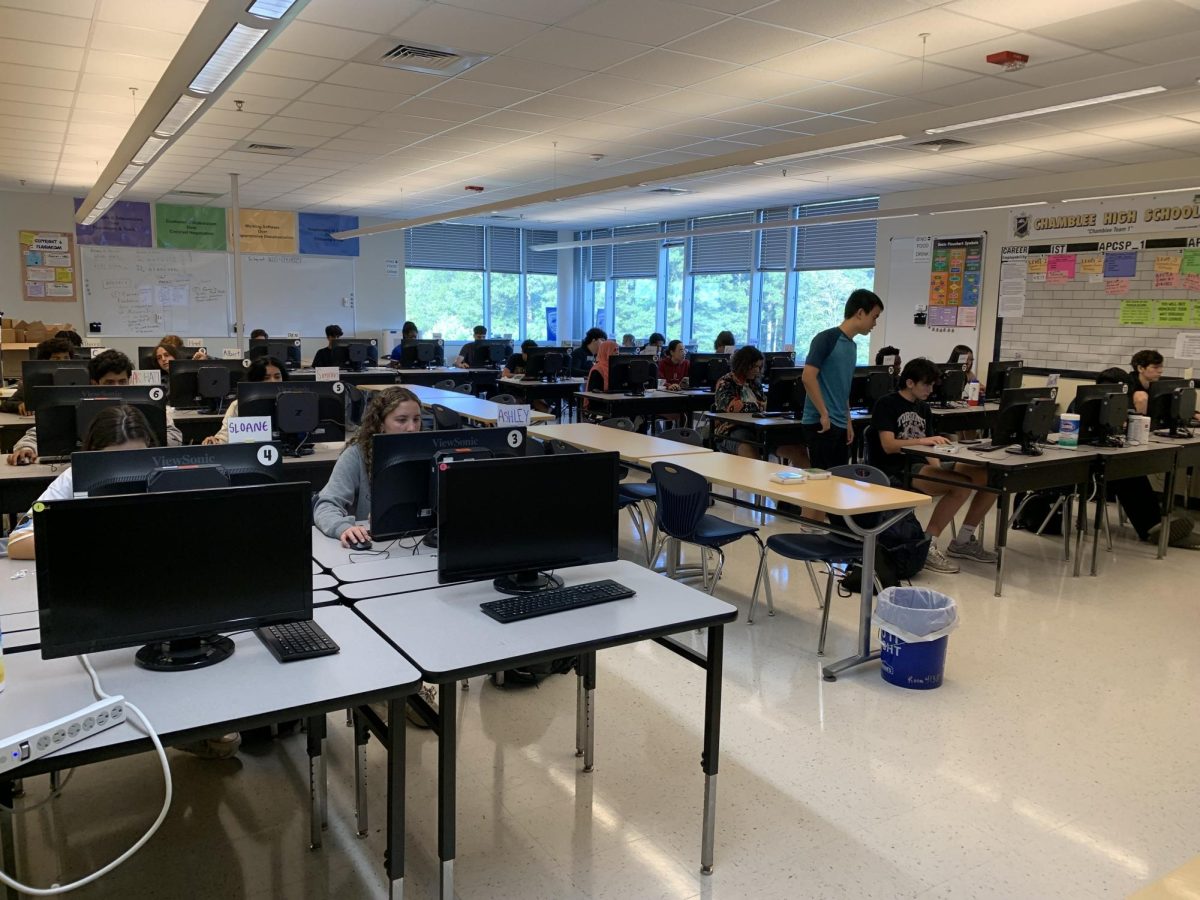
[1012,491,1065,536]
[491,656,577,687]
[838,511,930,594]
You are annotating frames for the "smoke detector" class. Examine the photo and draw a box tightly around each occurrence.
[986,50,1029,71]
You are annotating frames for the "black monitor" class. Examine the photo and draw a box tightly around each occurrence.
[1076,384,1129,446]
[31,385,168,461]
[168,358,249,410]
[849,365,896,410]
[765,371,806,415]
[437,452,619,594]
[761,352,796,378]
[71,442,285,496]
[394,339,444,369]
[249,338,302,369]
[992,386,1058,455]
[617,346,640,355]
[524,348,566,382]
[35,482,312,669]
[330,339,379,371]
[237,381,348,453]
[986,360,1024,398]
[688,353,730,391]
[20,360,90,412]
[370,427,529,541]
[1147,378,1197,437]
[466,340,513,369]
[604,355,655,395]
[930,364,968,408]
[137,345,164,371]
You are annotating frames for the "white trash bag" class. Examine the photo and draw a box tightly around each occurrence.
[873,586,959,643]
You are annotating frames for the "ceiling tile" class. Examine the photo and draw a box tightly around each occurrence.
[373,112,461,133]
[713,102,816,128]
[692,67,819,100]
[0,37,83,71]
[228,72,316,101]
[0,7,90,45]
[278,100,378,125]
[461,56,589,92]
[0,115,66,135]
[429,0,597,26]
[1107,29,1200,64]
[302,83,406,111]
[670,19,821,65]
[586,105,692,128]
[927,34,1089,76]
[96,0,203,34]
[508,27,649,71]
[1033,0,1200,49]
[260,116,351,138]
[421,79,537,109]
[511,93,620,119]
[999,52,1140,87]
[761,40,907,79]
[299,0,426,33]
[474,109,569,132]
[242,129,326,149]
[559,0,726,45]
[197,107,271,129]
[633,89,740,117]
[0,0,95,15]
[393,4,545,55]
[552,73,674,104]
[847,9,1013,56]
[0,62,78,91]
[916,75,1034,107]
[325,62,443,95]
[747,0,928,38]
[0,99,70,121]
[771,83,893,114]
[90,21,183,59]
[605,49,737,88]
[247,49,344,81]
[268,21,380,59]
[842,60,979,94]
[394,97,494,122]
[211,93,292,116]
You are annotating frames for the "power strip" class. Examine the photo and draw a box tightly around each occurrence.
[0,696,126,773]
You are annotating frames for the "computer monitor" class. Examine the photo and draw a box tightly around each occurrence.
[930,364,968,408]
[604,355,655,395]
[168,358,249,410]
[1076,384,1129,446]
[35,482,312,670]
[436,452,619,594]
[31,385,169,461]
[523,348,566,382]
[465,340,513,369]
[328,338,379,372]
[761,352,796,378]
[765,372,806,415]
[849,365,896,410]
[249,338,302,369]
[1147,378,1197,437]
[137,345,165,371]
[395,339,445,369]
[237,381,348,453]
[992,386,1058,455]
[370,427,528,540]
[986,360,1024,398]
[70,442,285,496]
[617,346,640,355]
[19,360,90,412]
[688,353,730,391]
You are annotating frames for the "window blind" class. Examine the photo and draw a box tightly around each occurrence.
[586,229,611,281]
[610,223,661,278]
[486,226,521,274]
[524,229,558,275]
[794,197,878,270]
[758,207,793,270]
[689,212,755,274]
[405,223,485,271]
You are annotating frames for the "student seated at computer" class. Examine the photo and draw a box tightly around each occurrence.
[311,324,344,368]
[387,321,422,362]
[713,346,807,466]
[314,387,422,547]
[7,350,182,465]
[875,345,902,368]
[658,339,690,391]
[714,330,736,354]
[869,358,997,574]
[642,332,666,358]
[152,341,181,375]
[1123,349,1200,425]
[586,339,619,393]
[160,333,207,360]
[502,339,538,378]
[452,325,488,368]
[250,328,268,341]
[570,327,607,376]
[201,356,287,445]
[1,337,73,416]
[948,344,976,383]
[621,333,636,348]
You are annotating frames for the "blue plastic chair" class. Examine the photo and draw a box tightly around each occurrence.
[430,404,462,430]
[650,461,767,596]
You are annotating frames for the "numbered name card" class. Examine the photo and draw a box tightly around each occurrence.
[184,338,205,348]
[315,366,340,382]
[222,347,243,359]
[496,404,531,427]
[228,416,272,444]
[130,369,161,386]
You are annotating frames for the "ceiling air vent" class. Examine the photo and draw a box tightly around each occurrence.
[168,190,223,198]
[356,39,490,76]
[647,187,693,195]
[233,141,307,157]
[912,138,971,152]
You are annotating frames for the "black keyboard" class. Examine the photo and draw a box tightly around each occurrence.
[480,579,636,623]
[256,620,340,662]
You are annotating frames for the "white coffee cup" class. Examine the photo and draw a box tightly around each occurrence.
[1127,415,1150,444]
[657,378,666,390]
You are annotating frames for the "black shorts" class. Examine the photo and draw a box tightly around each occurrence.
[802,423,849,471]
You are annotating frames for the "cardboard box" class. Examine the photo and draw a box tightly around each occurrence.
[1,318,13,329]
[1,328,16,343]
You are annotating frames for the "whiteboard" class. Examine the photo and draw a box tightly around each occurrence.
[241,254,355,337]
[881,235,982,364]
[81,246,232,337]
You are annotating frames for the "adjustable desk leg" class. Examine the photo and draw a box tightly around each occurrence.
[1063,492,1073,561]
[1159,466,1174,559]
[385,697,406,900]
[306,713,328,850]
[700,625,724,875]
[1,779,17,900]
[821,526,883,681]
[1091,476,1106,576]
[437,681,457,900]
[994,492,1011,597]
[579,652,597,773]
[1073,482,1087,574]
[575,673,585,758]
[353,708,370,837]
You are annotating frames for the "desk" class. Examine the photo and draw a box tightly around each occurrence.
[0,411,32,454]
[394,367,499,392]
[0,557,36,616]
[649,452,929,681]
[172,408,224,443]
[529,422,713,464]
[0,606,422,897]
[432,394,555,427]
[498,376,582,420]
[928,401,999,433]
[355,560,737,897]
[1089,442,1177,571]
[579,389,713,429]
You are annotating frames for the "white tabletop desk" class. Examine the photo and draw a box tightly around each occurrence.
[310,526,436,570]
[355,560,738,898]
[0,607,422,895]
[529,421,713,464]
[426,394,556,426]
[0,557,36,616]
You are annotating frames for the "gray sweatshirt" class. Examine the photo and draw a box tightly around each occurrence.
[14,421,184,455]
[313,442,370,539]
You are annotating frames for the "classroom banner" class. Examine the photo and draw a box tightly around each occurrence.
[155,203,226,250]
[239,208,297,254]
[73,198,153,247]
[298,213,359,256]
[19,229,76,300]
[1009,191,1200,240]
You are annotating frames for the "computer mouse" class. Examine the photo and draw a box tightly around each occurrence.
[348,539,373,552]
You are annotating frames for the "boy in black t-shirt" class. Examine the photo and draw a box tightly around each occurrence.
[870,358,998,574]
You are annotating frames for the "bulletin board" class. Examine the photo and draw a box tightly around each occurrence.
[19,230,77,301]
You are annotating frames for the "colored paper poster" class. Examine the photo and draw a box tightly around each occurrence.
[1194,301,1200,325]
[1105,278,1130,296]
[928,243,950,305]
[239,208,297,254]
[1119,300,1153,325]
[298,213,359,256]
[1184,274,1200,292]
[1181,249,1200,275]
[1155,254,1182,274]
[928,236,983,307]
[1026,256,1048,282]
[18,229,75,300]
[962,271,981,306]
[1103,251,1137,278]
[73,198,153,247]
[1155,272,1180,289]
[956,306,977,327]
[155,203,226,250]
[1154,300,1190,326]
[1046,254,1076,282]
[1079,254,1104,277]
[926,306,958,327]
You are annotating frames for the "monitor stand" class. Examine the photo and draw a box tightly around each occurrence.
[136,635,234,671]
[493,570,565,595]
[1006,436,1043,456]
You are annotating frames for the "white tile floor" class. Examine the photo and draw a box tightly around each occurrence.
[7,492,1200,899]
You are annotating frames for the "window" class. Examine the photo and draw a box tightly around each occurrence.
[760,271,788,352]
[794,268,876,365]
[525,273,558,341]
[665,245,684,341]
[690,272,750,349]
[614,278,657,344]
[489,273,520,340]
[588,280,607,333]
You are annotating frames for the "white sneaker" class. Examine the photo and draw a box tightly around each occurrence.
[923,545,960,574]
[948,535,999,563]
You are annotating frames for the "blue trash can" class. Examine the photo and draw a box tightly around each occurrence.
[880,630,948,689]
[874,587,957,691]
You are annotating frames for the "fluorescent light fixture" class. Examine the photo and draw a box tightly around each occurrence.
[154,94,205,136]
[246,0,298,17]
[114,163,143,185]
[102,184,125,201]
[754,135,907,165]
[1063,186,1200,202]
[190,23,267,94]
[930,201,1047,215]
[924,86,1167,134]
[132,135,168,165]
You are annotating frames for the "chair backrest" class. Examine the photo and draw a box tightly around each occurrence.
[600,416,636,431]
[526,436,547,455]
[453,383,473,394]
[650,461,710,540]
[861,425,885,469]
[433,379,456,390]
[549,438,583,455]
[430,403,462,430]
[658,426,703,446]
[828,462,891,530]
[491,393,518,405]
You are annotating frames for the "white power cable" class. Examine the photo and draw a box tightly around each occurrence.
[0,656,173,896]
